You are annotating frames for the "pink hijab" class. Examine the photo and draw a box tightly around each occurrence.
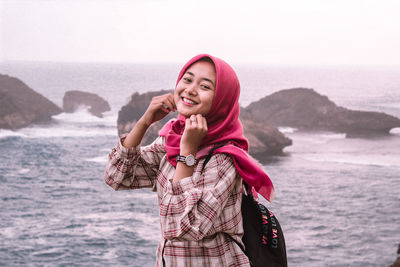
[159,54,275,202]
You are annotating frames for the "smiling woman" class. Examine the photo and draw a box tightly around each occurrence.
[174,58,216,118]
[104,54,274,266]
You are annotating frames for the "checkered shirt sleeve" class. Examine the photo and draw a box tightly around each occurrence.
[104,135,166,190]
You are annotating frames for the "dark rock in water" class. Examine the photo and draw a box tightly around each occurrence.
[245,88,400,136]
[117,90,292,157]
[240,108,292,157]
[0,73,62,130]
[63,90,111,118]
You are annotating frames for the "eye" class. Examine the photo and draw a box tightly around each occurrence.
[200,84,211,90]
[183,77,192,83]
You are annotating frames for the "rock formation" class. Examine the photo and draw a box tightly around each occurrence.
[117,90,292,157]
[245,88,400,136]
[240,108,292,157]
[0,73,62,130]
[63,90,111,118]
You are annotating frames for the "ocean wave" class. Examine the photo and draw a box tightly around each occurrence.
[134,212,161,242]
[0,109,118,139]
[301,152,400,167]
[53,108,117,127]
[0,125,116,139]
[85,156,108,163]
[292,131,347,145]
[18,168,30,174]
[390,127,400,135]
[278,127,298,134]
[0,129,27,139]
[18,125,117,138]
[317,132,347,140]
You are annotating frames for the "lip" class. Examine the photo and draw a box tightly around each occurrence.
[181,97,198,106]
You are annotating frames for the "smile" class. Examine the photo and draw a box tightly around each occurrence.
[182,97,198,105]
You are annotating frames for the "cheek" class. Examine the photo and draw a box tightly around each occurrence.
[203,92,215,110]
[174,88,181,102]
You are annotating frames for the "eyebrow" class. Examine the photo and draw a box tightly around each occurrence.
[186,71,215,87]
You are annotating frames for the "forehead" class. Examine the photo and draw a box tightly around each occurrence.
[185,61,216,79]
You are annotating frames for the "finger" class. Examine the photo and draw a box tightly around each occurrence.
[202,117,208,132]
[163,98,175,112]
[203,117,208,132]
[162,104,170,112]
[153,94,171,104]
[185,118,192,128]
[162,103,170,111]
[190,115,197,124]
[151,97,166,111]
[157,102,170,113]
[197,114,205,128]
[195,114,202,128]
[168,94,177,110]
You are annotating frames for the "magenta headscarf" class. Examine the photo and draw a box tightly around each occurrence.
[159,54,275,202]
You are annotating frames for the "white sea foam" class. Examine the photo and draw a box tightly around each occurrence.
[19,125,117,138]
[85,156,108,163]
[1,110,117,139]
[18,168,30,174]
[0,109,118,139]
[390,127,400,135]
[53,108,117,127]
[278,127,298,134]
[318,132,347,140]
[291,132,347,146]
[1,226,16,239]
[1,125,116,139]
[304,132,347,144]
[0,129,27,139]
[301,152,400,167]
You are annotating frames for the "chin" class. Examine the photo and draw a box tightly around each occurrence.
[178,111,194,118]
[177,106,195,118]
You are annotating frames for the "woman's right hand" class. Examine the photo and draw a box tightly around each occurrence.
[140,93,176,126]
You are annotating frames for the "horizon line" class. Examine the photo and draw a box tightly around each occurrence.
[2,59,400,68]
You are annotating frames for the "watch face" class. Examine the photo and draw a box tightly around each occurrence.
[186,155,196,166]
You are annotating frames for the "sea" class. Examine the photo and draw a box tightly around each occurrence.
[0,61,399,267]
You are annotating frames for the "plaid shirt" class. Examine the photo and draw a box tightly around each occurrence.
[104,136,250,267]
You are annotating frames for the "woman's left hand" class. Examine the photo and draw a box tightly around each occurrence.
[180,114,208,155]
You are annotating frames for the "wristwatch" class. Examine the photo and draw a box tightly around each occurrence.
[176,154,197,167]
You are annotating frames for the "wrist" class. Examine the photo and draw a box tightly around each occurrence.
[180,147,197,157]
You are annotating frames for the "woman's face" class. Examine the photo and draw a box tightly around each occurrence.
[174,60,216,118]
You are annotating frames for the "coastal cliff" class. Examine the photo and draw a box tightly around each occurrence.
[63,90,111,118]
[0,73,62,130]
[245,88,400,136]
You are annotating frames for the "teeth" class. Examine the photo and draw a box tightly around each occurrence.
[183,97,196,104]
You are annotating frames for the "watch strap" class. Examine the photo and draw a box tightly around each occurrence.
[176,155,186,163]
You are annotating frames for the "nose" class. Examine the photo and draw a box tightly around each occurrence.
[185,83,198,95]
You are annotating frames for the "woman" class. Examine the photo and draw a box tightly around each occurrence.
[104,54,274,266]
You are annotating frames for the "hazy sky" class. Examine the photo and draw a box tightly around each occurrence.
[1,0,400,65]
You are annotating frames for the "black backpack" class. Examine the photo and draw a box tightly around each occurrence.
[239,182,288,267]
[202,147,288,267]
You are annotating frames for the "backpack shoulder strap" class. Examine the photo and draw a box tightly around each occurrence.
[201,145,224,173]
